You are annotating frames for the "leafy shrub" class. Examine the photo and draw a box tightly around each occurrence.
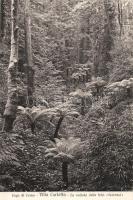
[77,103,133,191]
[0,131,24,191]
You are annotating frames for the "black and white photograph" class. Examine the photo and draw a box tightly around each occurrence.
[0,0,133,193]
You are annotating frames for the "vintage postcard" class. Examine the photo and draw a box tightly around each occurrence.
[0,0,132,200]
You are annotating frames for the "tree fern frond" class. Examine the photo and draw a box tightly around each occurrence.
[46,137,84,163]
[17,106,26,116]
[17,106,34,123]
[45,152,56,158]
[54,152,74,163]
[34,108,57,121]
[45,148,57,153]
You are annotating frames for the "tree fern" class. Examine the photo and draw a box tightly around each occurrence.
[45,136,85,188]
[17,106,56,133]
[17,102,80,134]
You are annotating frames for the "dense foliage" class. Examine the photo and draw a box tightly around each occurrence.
[0,0,133,191]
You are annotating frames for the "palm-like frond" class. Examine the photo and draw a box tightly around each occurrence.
[107,78,133,90]
[70,89,92,98]
[17,103,79,126]
[34,107,57,121]
[54,152,74,163]
[45,148,57,153]
[17,106,53,124]
[45,137,84,163]
[17,106,34,123]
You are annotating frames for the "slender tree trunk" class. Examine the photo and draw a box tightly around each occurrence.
[118,0,123,36]
[62,161,68,189]
[54,115,64,138]
[0,0,4,38]
[93,36,103,79]
[102,0,116,77]
[24,0,34,107]
[3,0,19,131]
[31,122,35,134]
[49,115,64,142]
[0,0,4,56]
[94,0,116,79]
[54,115,68,189]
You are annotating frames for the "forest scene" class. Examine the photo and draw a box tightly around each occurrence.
[0,0,133,192]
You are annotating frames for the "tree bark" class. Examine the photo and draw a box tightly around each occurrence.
[0,0,4,56]
[62,161,68,189]
[54,115,64,139]
[118,0,123,36]
[3,0,19,132]
[94,0,116,79]
[103,0,116,64]
[24,0,34,107]
[31,122,35,134]
[0,0,4,38]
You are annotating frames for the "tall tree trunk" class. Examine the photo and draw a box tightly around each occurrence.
[0,0,4,56]
[102,0,116,77]
[94,0,116,79]
[118,0,123,36]
[0,0,4,38]
[24,0,34,107]
[3,0,19,131]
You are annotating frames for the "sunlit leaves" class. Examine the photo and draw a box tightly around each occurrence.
[45,136,85,163]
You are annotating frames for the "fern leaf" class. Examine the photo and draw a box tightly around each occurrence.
[45,148,57,153]
[45,152,56,158]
